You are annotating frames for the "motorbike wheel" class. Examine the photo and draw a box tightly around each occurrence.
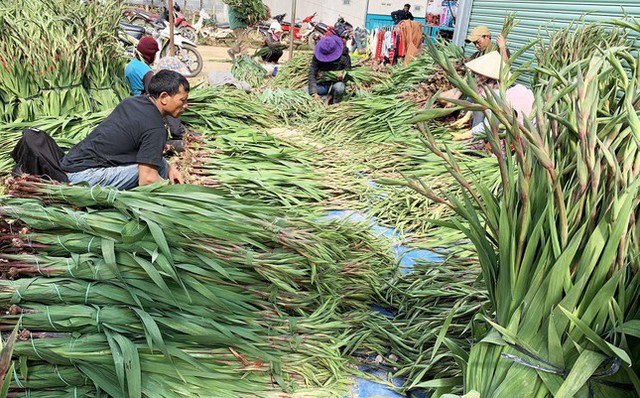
[130,16,155,30]
[160,44,203,78]
[308,32,323,49]
[180,26,198,43]
[246,28,266,47]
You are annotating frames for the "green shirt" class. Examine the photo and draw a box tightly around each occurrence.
[228,7,247,30]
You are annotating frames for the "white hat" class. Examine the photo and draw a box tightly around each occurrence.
[465,51,508,81]
[269,21,282,32]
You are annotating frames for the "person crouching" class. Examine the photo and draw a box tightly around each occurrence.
[261,22,285,64]
[307,36,351,104]
[61,70,189,190]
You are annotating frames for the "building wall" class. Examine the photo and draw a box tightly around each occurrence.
[262,0,369,27]
[126,0,228,22]
[367,0,426,18]
[125,0,441,28]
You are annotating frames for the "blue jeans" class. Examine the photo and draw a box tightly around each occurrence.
[314,82,346,103]
[67,159,168,190]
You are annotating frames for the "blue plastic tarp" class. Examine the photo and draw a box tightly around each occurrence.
[323,210,437,398]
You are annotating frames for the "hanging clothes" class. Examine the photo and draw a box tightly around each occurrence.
[383,30,393,59]
[396,28,405,58]
[370,29,376,59]
[354,27,368,54]
[377,30,385,61]
[398,20,424,65]
[388,31,397,64]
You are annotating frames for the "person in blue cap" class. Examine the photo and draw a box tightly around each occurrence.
[307,35,351,104]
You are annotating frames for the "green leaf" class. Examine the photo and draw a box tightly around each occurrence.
[145,219,174,265]
[101,238,122,280]
[555,349,605,398]
[132,308,169,359]
[0,363,13,398]
[414,377,463,388]
[77,364,123,398]
[128,253,177,305]
[431,301,460,362]
[0,324,19,380]
[121,220,149,244]
[619,320,640,338]
[558,306,631,365]
[104,329,142,398]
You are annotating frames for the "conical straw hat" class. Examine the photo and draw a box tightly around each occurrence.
[465,51,507,81]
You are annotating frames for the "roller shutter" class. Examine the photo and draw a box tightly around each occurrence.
[460,1,640,79]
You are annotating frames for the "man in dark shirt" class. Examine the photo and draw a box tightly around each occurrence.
[308,36,351,104]
[391,4,414,24]
[61,70,189,190]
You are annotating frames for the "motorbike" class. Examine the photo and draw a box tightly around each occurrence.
[308,16,353,49]
[118,21,203,78]
[308,21,330,48]
[272,13,301,41]
[193,10,236,45]
[245,24,270,47]
[124,6,196,43]
[160,5,197,43]
[273,13,318,46]
[334,16,354,37]
[192,9,216,39]
[123,7,159,29]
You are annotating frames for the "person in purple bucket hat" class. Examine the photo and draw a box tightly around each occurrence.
[307,35,351,104]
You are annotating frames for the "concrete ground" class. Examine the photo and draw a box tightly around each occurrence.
[198,44,294,77]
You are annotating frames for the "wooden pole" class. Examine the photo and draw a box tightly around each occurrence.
[288,0,296,60]
[168,0,175,56]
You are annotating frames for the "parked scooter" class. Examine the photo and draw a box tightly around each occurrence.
[245,24,270,47]
[272,13,300,41]
[308,21,330,49]
[123,7,160,29]
[124,6,196,43]
[273,13,318,45]
[160,5,197,43]
[118,21,203,78]
[334,16,354,38]
[189,8,239,45]
[193,9,214,39]
[308,16,353,49]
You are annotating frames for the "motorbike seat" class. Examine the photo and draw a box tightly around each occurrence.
[133,8,156,18]
[119,22,146,39]
[217,22,230,29]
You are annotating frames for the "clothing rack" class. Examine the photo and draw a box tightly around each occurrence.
[369,25,405,65]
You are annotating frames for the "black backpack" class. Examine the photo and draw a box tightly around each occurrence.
[11,128,70,183]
